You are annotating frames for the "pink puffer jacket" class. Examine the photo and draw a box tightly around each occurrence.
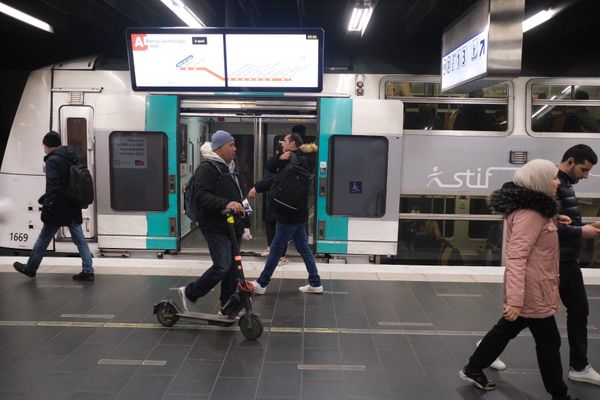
[503,209,560,318]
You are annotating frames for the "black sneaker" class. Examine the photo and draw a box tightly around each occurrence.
[72,272,95,281]
[459,366,496,390]
[13,262,35,278]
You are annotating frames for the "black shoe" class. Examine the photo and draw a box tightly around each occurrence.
[459,366,496,390]
[72,272,95,281]
[553,396,579,400]
[13,262,36,278]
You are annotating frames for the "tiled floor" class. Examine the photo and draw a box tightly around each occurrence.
[1,267,600,399]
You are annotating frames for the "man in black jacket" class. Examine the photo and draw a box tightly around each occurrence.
[178,130,246,312]
[247,132,322,295]
[13,131,94,281]
[556,144,600,384]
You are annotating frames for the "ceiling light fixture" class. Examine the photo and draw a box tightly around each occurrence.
[348,5,373,36]
[0,1,53,33]
[522,7,560,32]
[160,0,206,27]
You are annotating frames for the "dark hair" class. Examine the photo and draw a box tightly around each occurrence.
[561,144,598,165]
[291,124,306,136]
[286,132,304,147]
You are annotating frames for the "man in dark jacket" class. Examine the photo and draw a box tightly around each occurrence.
[555,144,600,384]
[13,131,94,281]
[178,130,246,312]
[247,132,322,295]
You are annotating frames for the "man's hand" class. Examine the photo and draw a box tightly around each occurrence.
[247,187,257,199]
[242,228,253,241]
[503,305,521,321]
[225,201,244,214]
[581,224,600,239]
[279,151,291,161]
[557,215,572,225]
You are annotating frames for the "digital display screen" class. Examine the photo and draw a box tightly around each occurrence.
[225,34,321,89]
[129,33,225,89]
[126,28,324,92]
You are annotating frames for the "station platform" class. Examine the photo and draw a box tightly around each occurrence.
[1,256,600,400]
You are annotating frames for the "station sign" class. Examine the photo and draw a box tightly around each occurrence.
[441,0,524,93]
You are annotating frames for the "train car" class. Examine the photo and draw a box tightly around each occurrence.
[2,57,600,266]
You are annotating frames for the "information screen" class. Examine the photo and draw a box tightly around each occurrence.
[126,28,324,92]
[225,33,321,89]
[129,32,225,90]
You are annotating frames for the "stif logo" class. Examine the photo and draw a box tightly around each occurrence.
[131,34,148,51]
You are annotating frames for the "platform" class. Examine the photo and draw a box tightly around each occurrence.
[1,256,599,399]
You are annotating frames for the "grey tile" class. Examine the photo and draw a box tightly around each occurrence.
[116,374,172,400]
[209,377,258,400]
[265,333,302,363]
[137,344,191,376]
[301,379,346,400]
[167,360,221,396]
[80,365,138,393]
[257,362,301,398]
[108,329,166,359]
[303,333,339,350]
[220,347,265,378]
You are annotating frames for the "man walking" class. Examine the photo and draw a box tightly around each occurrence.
[248,132,322,294]
[178,130,246,311]
[13,131,94,281]
[556,144,600,384]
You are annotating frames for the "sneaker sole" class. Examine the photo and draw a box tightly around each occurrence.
[568,374,600,385]
[459,370,496,391]
[489,359,506,371]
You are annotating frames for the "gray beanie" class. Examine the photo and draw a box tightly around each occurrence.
[211,130,234,150]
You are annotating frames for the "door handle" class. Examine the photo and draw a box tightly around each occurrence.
[319,177,327,197]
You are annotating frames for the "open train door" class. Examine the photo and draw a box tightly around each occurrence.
[316,98,403,257]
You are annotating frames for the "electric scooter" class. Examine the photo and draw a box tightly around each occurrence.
[153,209,263,340]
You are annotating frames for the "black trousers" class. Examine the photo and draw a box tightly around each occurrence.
[560,259,589,370]
[468,315,567,398]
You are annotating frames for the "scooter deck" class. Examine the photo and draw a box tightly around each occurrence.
[177,311,238,325]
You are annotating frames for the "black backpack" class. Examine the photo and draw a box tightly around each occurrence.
[65,162,94,209]
[271,153,312,214]
[184,174,201,221]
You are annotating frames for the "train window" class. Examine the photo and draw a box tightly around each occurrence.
[327,135,388,217]
[109,131,168,212]
[66,118,88,166]
[530,83,600,133]
[384,80,509,132]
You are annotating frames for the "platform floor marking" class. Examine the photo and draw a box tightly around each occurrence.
[378,321,434,327]
[298,364,366,371]
[60,314,115,319]
[2,320,600,340]
[98,359,166,366]
[436,293,483,297]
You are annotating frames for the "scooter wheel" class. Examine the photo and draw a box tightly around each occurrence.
[156,302,179,327]
[239,314,263,340]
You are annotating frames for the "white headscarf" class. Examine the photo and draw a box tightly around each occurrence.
[513,159,558,196]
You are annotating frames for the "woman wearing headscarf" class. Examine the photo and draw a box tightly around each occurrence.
[459,159,577,400]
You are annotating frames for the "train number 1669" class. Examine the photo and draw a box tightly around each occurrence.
[10,233,29,242]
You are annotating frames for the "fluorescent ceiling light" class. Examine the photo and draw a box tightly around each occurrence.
[0,2,53,33]
[348,6,373,36]
[160,0,205,27]
[522,8,559,32]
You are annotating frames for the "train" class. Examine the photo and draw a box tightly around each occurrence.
[2,56,600,266]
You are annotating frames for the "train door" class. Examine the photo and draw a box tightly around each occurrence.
[180,109,317,253]
[94,95,179,254]
[316,98,403,256]
[57,106,96,239]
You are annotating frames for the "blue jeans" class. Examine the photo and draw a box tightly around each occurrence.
[28,223,93,273]
[186,230,243,306]
[257,222,321,288]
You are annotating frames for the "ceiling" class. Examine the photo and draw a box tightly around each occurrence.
[1,0,599,75]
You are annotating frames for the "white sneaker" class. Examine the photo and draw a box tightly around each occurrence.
[251,280,266,295]
[298,284,323,294]
[568,364,600,385]
[278,257,289,265]
[260,248,270,257]
[476,339,506,371]
[178,286,191,313]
